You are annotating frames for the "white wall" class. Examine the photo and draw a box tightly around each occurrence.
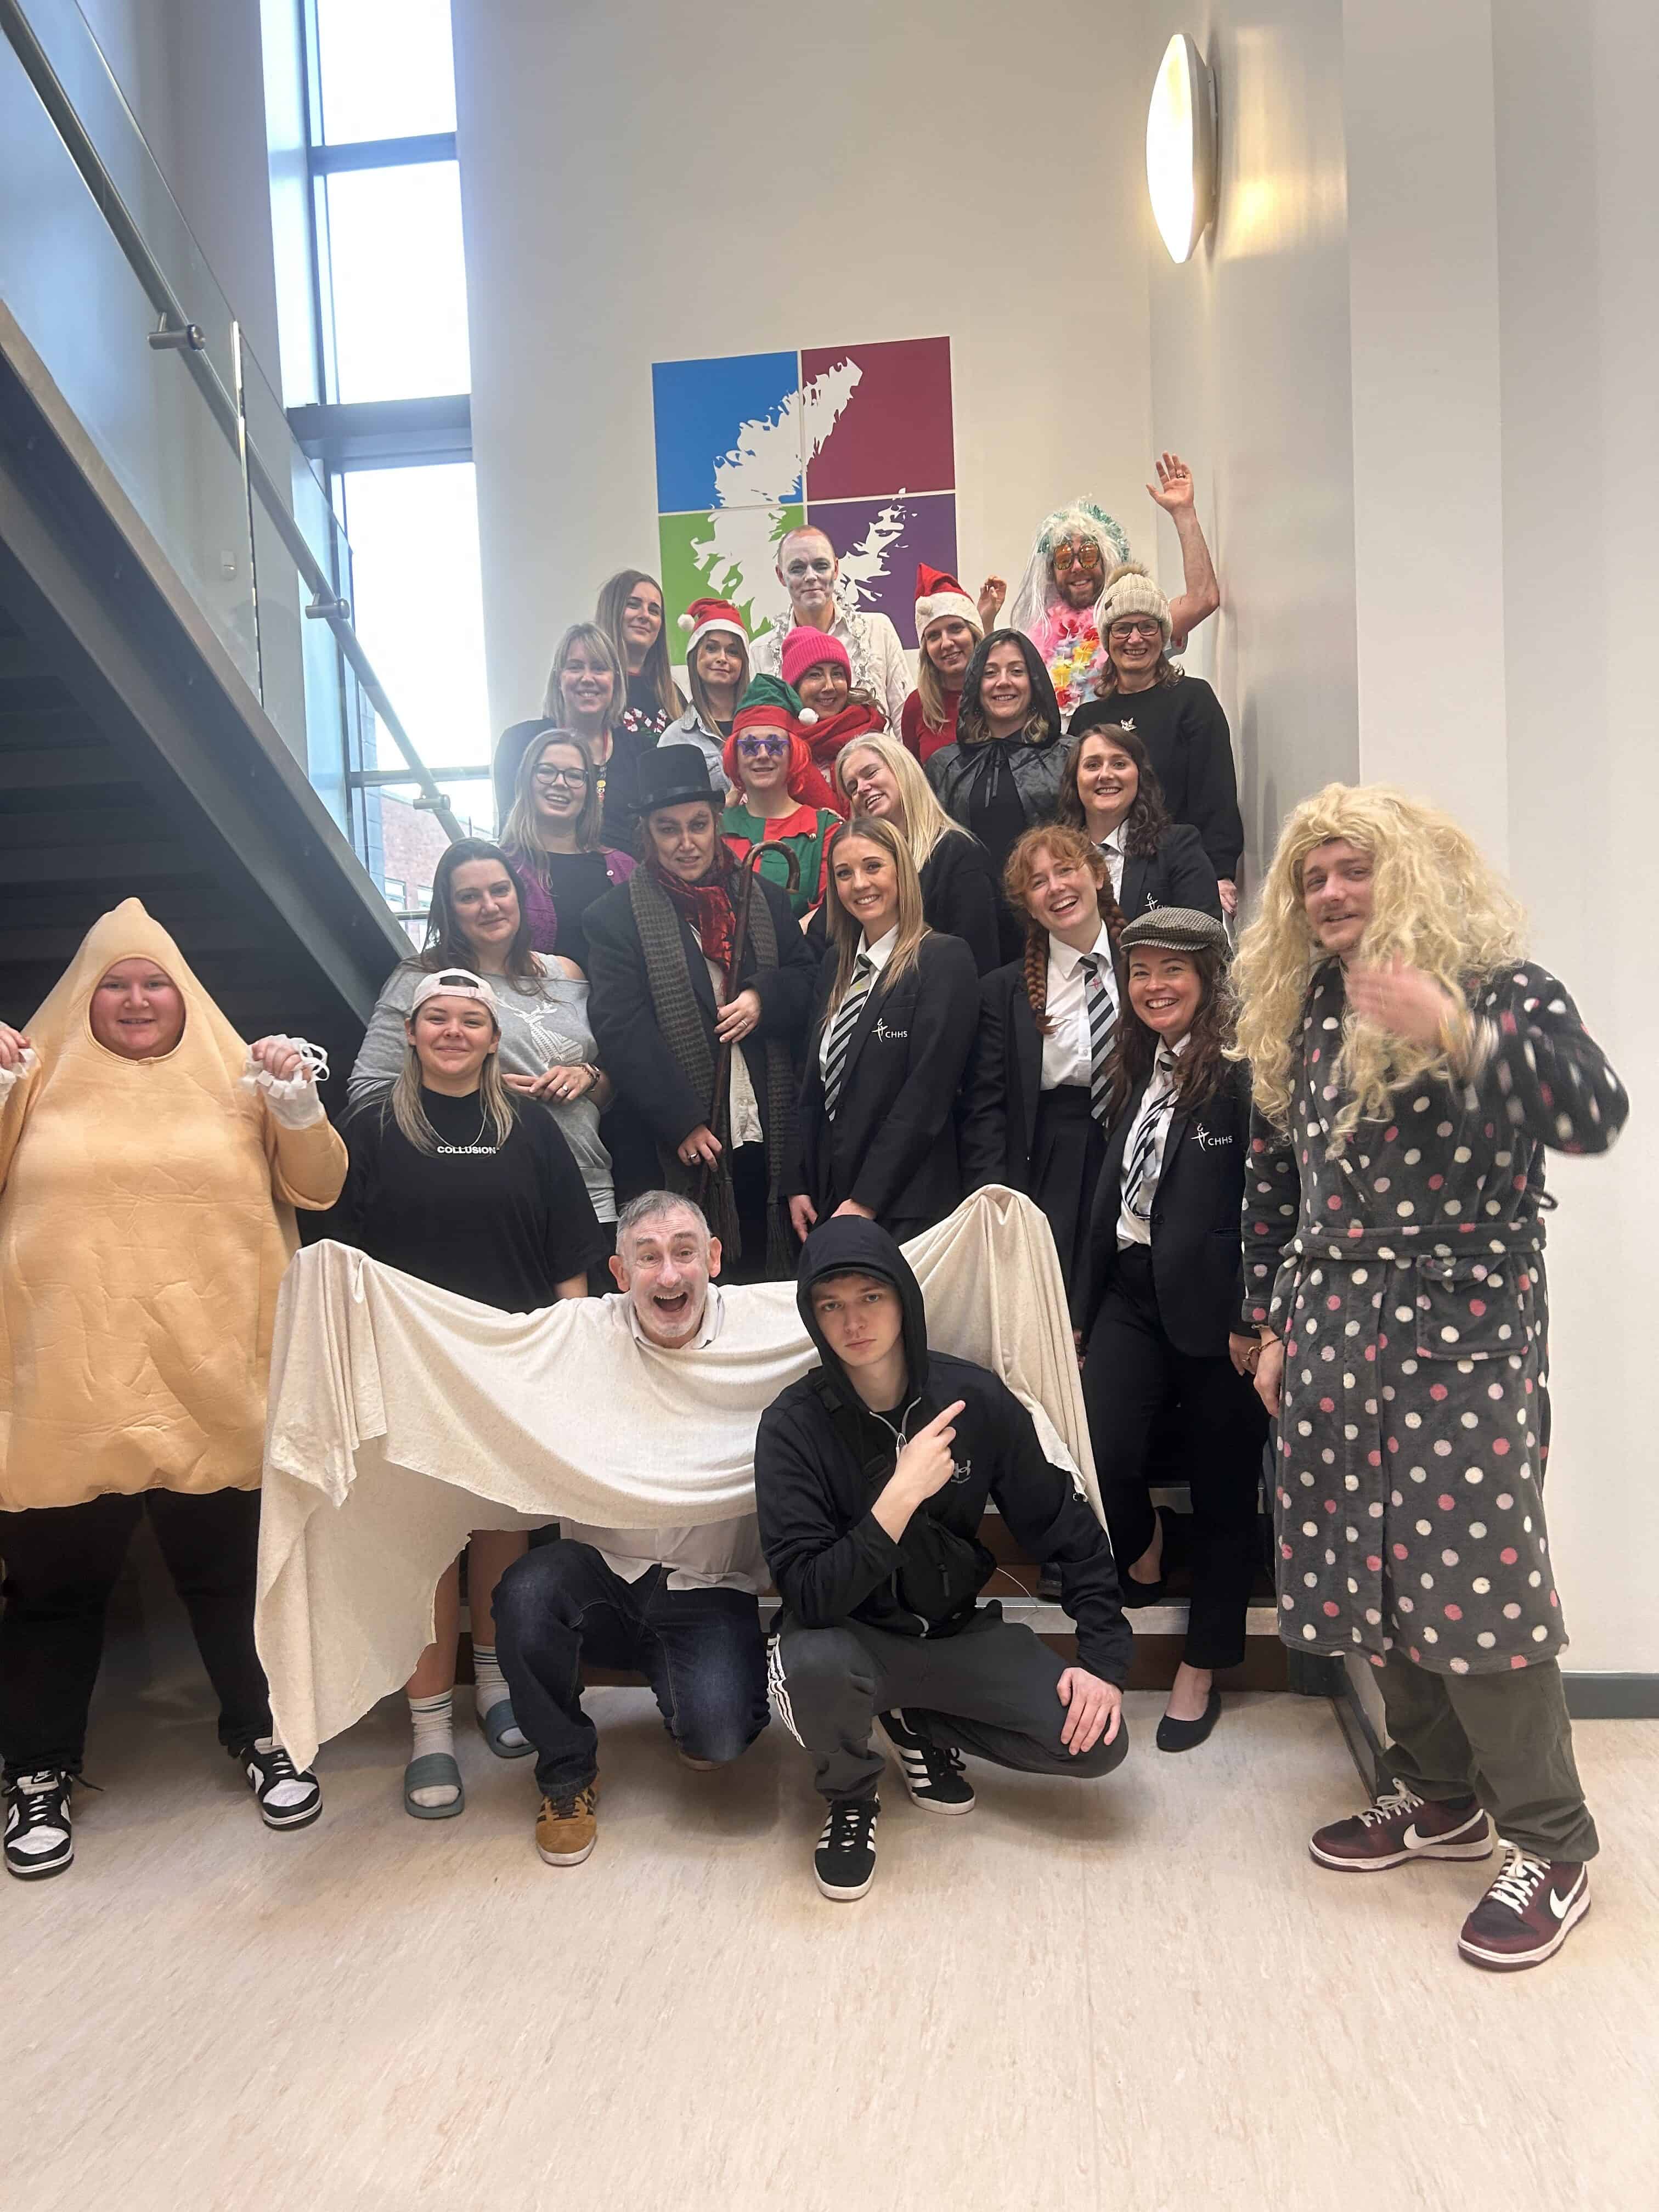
[1141,0,1655,1671]
[1138,0,1360,885]
[452,0,1157,733]
[1489,0,1659,1673]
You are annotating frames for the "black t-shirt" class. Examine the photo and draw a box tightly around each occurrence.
[540,849,614,976]
[329,1087,603,1313]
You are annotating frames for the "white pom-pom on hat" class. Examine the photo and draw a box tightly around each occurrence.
[797,707,819,726]
[678,612,695,632]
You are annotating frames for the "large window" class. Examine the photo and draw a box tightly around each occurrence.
[276,0,493,907]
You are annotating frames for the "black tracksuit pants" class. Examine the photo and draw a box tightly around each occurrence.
[770,1608,1130,1802]
[0,1487,272,1778]
[1084,1244,1266,1671]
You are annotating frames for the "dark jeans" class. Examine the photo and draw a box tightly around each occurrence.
[771,1609,1131,1802]
[0,1487,272,1778]
[493,1541,769,1795]
[1377,1651,1598,1862]
[1085,1244,1266,1669]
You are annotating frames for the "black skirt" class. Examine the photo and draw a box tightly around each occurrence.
[1030,1082,1105,1294]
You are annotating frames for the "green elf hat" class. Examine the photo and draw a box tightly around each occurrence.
[732,670,815,732]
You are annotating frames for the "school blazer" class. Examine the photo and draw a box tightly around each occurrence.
[1075,1057,1252,1357]
[959,951,1133,1194]
[791,932,980,1230]
[1116,825,1223,924]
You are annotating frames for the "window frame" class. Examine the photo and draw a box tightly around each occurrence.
[290,0,472,468]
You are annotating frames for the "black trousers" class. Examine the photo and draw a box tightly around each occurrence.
[1084,1244,1266,1670]
[1030,1083,1105,1295]
[725,1140,777,1285]
[0,1487,272,1778]
[770,1609,1130,1802]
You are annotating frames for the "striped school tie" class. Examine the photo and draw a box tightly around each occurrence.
[822,953,876,1120]
[1124,1053,1178,1220]
[1077,952,1117,1123]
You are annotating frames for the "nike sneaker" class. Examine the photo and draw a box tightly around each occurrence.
[1458,1849,1590,1970]
[1309,1785,1493,1871]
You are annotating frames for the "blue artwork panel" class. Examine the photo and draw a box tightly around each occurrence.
[651,351,800,516]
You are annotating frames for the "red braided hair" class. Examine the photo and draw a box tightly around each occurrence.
[1003,823,1122,1034]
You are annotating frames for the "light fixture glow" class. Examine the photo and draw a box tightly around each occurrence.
[1146,33,1217,263]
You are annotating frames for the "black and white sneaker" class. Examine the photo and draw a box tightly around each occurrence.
[235,1738,323,1830]
[4,1769,74,1880]
[814,1796,879,1901]
[879,1711,976,1815]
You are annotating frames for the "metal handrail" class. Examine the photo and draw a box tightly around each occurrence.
[0,0,465,842]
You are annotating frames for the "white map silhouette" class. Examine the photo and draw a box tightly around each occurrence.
[691,358,907,635]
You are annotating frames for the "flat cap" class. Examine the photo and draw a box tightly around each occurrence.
[1118,906,1229,957]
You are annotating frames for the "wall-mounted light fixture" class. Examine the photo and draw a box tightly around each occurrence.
[1146,33,1217,263]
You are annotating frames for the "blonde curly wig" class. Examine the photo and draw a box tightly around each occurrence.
[1232,784,1527,1140]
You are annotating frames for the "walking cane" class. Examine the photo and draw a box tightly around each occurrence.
[695,843,802,1210]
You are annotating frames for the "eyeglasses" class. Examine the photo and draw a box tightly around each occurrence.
[782,557,835,580]
[1052,541,1103,574]
[1109,620,1163,642]
[736,736,789,759]
[533,765,589,787]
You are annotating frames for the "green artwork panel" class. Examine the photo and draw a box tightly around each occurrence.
[657,504,804,659]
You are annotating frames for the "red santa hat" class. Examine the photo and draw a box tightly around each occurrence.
[913,564,981,644]
[677,597,748,657]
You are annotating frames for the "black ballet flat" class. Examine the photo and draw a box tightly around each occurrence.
[1119,1573,1169,1609]
[1156,1688,1222,1753]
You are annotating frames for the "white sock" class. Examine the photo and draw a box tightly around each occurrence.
[407,1690,460,1808]
[471,1644,526,1751]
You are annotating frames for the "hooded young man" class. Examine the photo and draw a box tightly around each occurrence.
[757,1216,1131,1902]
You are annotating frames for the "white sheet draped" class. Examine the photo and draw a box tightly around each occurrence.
[256,1187,1096,1766]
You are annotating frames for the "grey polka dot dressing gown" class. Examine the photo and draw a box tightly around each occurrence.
[1244,961,1627,1676]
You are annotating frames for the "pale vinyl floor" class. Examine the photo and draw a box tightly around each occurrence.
[4,1576,1657,2212]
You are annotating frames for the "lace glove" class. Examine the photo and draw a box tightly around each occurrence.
[241,1037,329,1128]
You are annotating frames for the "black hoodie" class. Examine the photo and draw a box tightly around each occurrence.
[754,1217,1131,1683]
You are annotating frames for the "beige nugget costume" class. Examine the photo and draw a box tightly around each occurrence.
[0,899,346,1881]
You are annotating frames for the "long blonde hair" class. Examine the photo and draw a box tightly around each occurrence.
[822,817,929,1023]
[1233,783,1527,1141]
[391,1011,517,1156]
[834,733,964,873]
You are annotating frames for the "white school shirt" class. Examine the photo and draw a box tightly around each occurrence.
[1097,825,1126,902]
[1115,1033,1191,1248]
[1039,923,1119,1091]
[816,924,899,1075]
[561,1284,768,1593]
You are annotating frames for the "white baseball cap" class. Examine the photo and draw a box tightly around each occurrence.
[409,967,500,1019]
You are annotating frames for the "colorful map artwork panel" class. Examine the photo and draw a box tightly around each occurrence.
[653,336,955,652]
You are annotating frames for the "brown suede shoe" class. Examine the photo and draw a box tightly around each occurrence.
[1310,1786,1493,1871]
[536,1780,598,1866]
[1458,1850,1590,1971]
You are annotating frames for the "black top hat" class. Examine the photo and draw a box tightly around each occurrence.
[635,744,720,817]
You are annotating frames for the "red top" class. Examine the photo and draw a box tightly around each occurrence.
[901,687,961,764]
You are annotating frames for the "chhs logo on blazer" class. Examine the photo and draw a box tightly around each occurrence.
[1192,1121,1233,1149]
[872,1016,909,1042]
